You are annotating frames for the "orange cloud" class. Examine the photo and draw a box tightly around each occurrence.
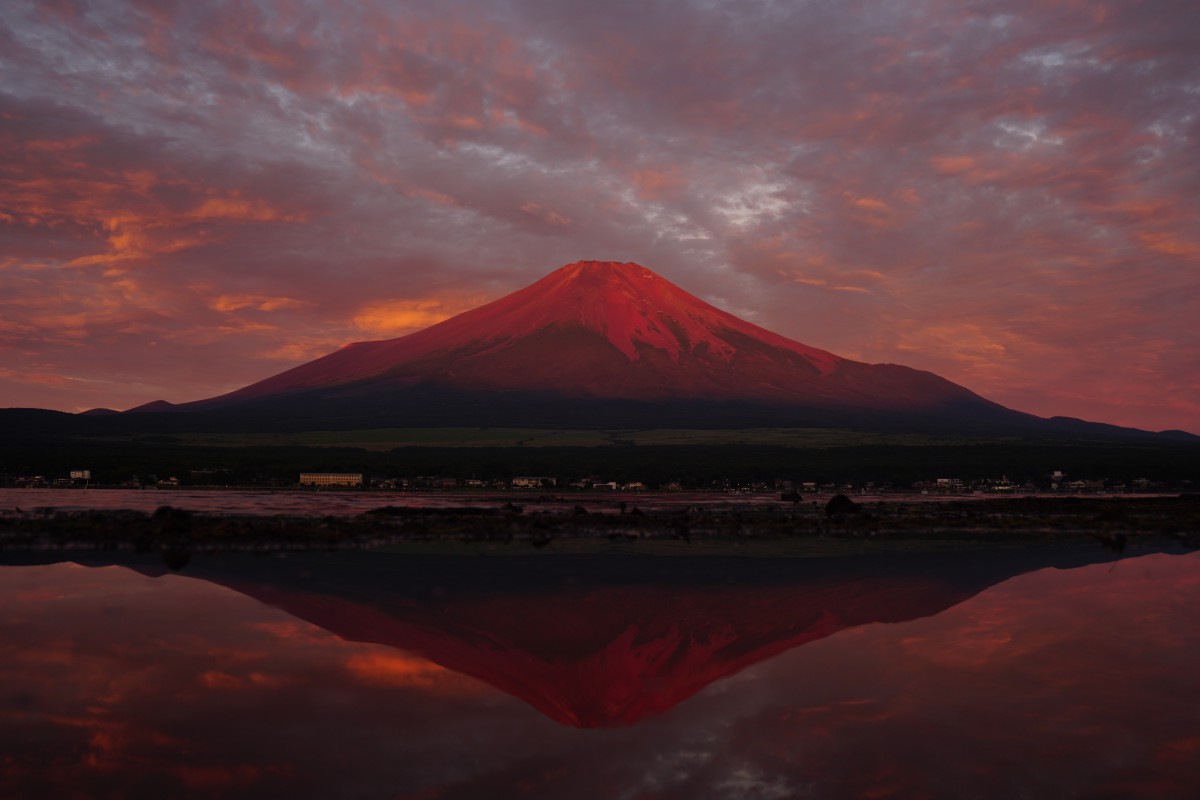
[3,128,306,272]
[784,274,871,293]
[929,155,978,174]
[777,263,888,294]
[0,367,80,387]
[850,196,889,211]
[1137,231,1200,258]
[258,339,346,363]
[210,294,311,313]
[352,294,491,335]
[215,320,279,335]
[895,322,1012,359]
[190,195,302,223]
[842,193,898,230]
[2,273,175,342]
[65,215,209,268]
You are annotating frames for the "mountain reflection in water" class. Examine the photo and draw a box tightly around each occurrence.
[127,546,1169,728]
[2,545,1199,799]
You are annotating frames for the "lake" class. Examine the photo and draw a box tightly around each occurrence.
[2,539,1198,798]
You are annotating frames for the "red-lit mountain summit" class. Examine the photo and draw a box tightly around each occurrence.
[221,260,852,402]
[183,260,1015,427]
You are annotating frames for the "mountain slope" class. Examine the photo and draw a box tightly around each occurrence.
[173,261,1020,426]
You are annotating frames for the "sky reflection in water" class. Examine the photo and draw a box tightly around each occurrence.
[2,551,1199,799]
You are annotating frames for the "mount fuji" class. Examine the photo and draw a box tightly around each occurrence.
[129,260,1060,432]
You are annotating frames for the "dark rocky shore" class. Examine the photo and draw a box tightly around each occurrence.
[1,495,1198,556]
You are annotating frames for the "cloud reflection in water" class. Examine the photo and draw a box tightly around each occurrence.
[0,550,1198,798]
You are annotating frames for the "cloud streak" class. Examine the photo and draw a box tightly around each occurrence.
[1,0,1197,430]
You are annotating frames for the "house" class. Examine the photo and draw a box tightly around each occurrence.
[512,476,556,489]
[935,478,965,493]
[987,476,1016,493]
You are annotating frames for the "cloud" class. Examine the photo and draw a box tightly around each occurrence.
[210,294,311,313]
[352,294,493,336]
[0,0,1196,430]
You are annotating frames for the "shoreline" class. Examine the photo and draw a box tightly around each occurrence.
[2,496,1197,557]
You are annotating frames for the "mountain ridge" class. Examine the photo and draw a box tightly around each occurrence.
[160,261,1020,423]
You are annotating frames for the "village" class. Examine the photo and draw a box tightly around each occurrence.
[1,468,1183,496]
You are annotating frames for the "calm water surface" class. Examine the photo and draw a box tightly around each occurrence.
[2,545,1198,799]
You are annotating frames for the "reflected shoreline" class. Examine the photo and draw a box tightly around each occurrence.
[2,494,1199,556]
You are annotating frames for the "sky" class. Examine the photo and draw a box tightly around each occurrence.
[1,0,1198,432]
